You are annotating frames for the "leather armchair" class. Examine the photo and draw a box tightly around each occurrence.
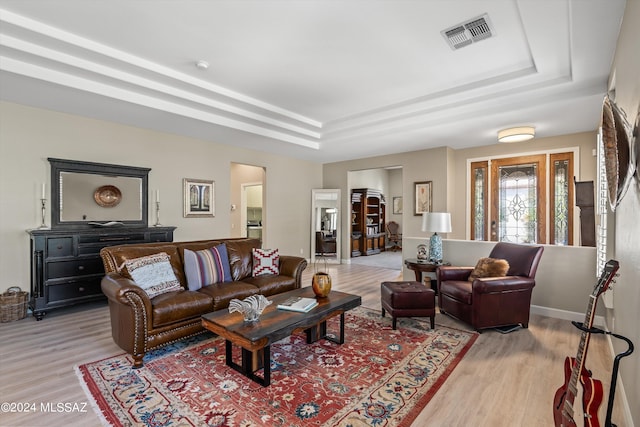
[315,231,336,255]
[437,242,544,331]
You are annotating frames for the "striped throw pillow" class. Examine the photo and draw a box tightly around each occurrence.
[183,244,232,291]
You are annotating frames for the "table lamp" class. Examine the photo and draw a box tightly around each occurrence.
[421,212,452,264]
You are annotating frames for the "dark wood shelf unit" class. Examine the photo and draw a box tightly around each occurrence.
[351,188,386,256]
[27,226,176,320]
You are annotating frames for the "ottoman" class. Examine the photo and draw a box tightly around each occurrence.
[381,281,435,330]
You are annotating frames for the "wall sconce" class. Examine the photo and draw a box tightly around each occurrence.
[498,126,535,143]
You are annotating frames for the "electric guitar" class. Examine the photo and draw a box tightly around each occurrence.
[553,259,619,427]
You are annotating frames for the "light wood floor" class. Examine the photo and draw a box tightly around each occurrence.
[0,263,627,427]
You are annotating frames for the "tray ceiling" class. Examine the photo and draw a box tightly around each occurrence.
[0,0,626,162]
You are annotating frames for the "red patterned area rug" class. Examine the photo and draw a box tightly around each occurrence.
[76,307,477,427]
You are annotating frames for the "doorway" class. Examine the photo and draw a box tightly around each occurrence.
[347,166,404,259]
[242,182,262,241]
[230,163,265,243]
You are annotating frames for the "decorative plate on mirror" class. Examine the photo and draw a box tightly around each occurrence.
[94,185,122,208]
[601,95,635,210]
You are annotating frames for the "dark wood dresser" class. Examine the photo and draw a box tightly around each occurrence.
[27,226,176,320]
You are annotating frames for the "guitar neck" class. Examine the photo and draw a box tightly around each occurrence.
[565,295,598,413]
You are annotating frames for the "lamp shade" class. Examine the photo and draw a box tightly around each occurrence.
[498,126,535,143]
[421,212,452,233]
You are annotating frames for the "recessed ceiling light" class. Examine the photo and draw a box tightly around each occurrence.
[498,126,535,143]
[195,60,209,70]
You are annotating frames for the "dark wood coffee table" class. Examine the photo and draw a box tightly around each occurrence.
[201,287,361,386]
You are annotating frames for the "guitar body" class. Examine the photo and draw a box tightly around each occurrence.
[554,357,578,427]
[553,357,605,427]
[580,364,604,427]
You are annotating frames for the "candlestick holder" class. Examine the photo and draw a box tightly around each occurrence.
[39,198,48,229]
[154,201,162,226]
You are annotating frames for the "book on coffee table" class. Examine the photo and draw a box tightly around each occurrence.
[277,296,318,313]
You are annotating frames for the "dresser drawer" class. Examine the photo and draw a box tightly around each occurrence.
[149,232,171,242]
[78,242,123,256]
[47,257,104,279]
[47,278,103,303]
[78,233,146,244]
[47,237,74,257]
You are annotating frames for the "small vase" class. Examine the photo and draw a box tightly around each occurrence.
[312,272,332,297]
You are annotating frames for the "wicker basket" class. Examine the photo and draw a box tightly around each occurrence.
[1,286,29,322]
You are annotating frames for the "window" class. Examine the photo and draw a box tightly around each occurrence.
[470,161,488,241]
[550,152,574,245]
[470,152,575,245]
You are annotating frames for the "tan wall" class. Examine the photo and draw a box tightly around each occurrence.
[607,1,640,423]
[0,101,322,294]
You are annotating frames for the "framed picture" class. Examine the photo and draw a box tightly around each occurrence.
[183,178,214,217]
[414,181,432,216]
[392,196,403,214]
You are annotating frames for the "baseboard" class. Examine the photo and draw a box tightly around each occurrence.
[531,305,634,427]
[530,304,606,328]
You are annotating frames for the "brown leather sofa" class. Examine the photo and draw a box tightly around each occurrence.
[100,238,307,367]
[436,242,544,332]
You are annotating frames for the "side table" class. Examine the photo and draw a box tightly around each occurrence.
[403,258,451,293]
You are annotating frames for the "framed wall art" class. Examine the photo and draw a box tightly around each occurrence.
[414,181,432,216]
[392,196,403,214]
[183,178,214,217]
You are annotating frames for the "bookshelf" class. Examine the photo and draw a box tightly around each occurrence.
[351,188,386,256]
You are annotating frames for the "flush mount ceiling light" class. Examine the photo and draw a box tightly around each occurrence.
[498,126,535,143]
[195,60,209,70]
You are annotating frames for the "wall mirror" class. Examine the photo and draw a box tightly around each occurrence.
[311,189,341,264]
[49,158,149,228]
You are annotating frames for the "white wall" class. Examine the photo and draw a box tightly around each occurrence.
[0,102,322,294]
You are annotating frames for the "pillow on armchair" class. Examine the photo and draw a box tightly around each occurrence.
[468,257,510,281]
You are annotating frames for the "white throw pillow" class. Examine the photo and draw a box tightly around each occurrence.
[124,252,182,298]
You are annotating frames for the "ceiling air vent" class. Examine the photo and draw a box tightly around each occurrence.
[441,14,494,50]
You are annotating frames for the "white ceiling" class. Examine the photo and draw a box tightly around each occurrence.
[0,0,626,163]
